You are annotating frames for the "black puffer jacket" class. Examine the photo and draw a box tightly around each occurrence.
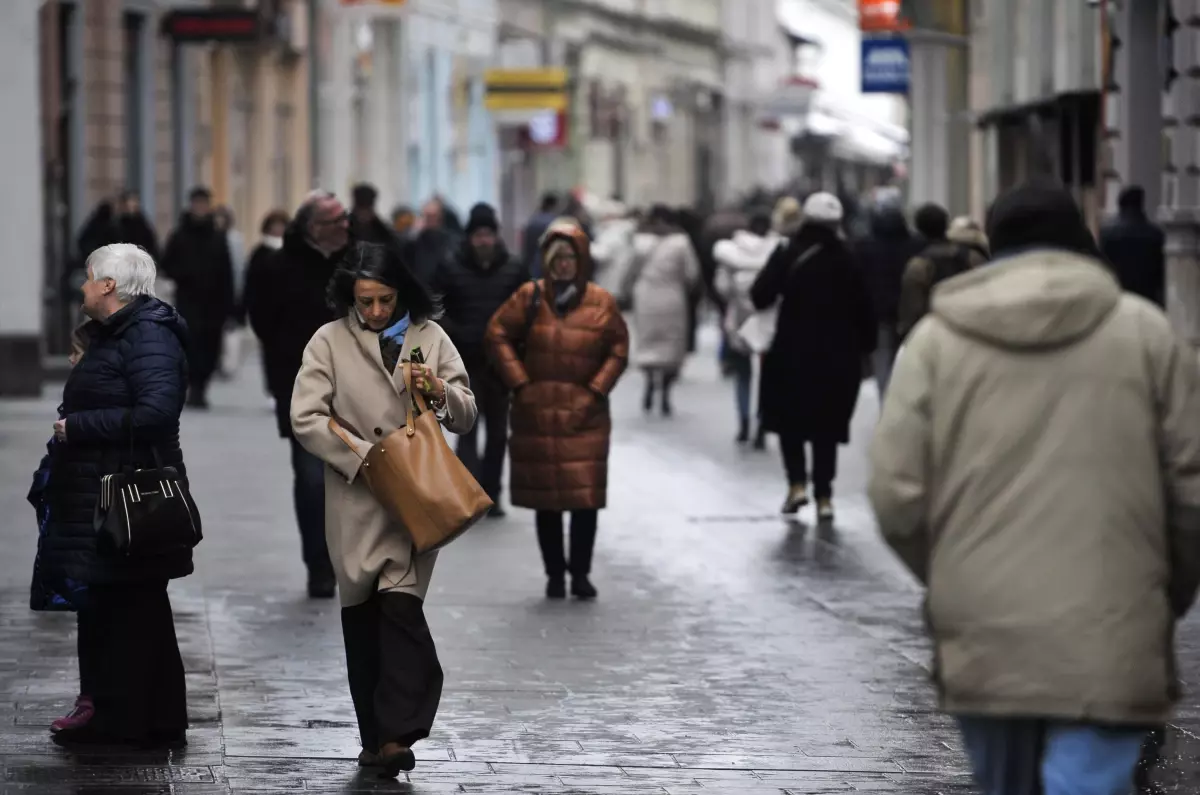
[433,240,530,365]
[44,297,193,587]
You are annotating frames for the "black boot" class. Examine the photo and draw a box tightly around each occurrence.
[661,373,675,417]
[736,417,750,444]
[568,512,598,600]
[752,426,767,451]
[536,513,567,599]
[642,374,655,414]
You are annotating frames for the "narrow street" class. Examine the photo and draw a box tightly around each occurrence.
[0,329,999,793]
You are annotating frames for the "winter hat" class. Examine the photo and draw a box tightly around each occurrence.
[465,202,500,236]
[802,192,843,225]
[986,178,1100,260]
[771,196,803,236]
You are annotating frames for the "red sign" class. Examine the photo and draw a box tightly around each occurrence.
[161,10,262,42]
[858,0,910,32]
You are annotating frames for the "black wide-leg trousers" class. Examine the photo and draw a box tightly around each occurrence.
[340,591,443,752]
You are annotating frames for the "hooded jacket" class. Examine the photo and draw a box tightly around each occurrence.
[485,221,629,511]
[869,249,1200,725]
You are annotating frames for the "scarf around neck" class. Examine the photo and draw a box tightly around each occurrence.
[357,310,411,374]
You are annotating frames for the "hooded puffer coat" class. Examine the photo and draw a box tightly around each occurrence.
[486,221,629,511]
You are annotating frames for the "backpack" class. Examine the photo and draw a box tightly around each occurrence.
[928,244,972,287]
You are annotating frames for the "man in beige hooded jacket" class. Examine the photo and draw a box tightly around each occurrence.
[869,179,1200,795]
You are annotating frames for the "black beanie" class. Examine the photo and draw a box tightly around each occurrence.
[465,202,499,235]
[986,178,1101,260]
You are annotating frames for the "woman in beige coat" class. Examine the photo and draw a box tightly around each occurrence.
[291,242,477,778]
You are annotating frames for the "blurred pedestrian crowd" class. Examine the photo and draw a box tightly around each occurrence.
[41,168,1188,792]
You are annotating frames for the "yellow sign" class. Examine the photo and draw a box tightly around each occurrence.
[484,68,569,112]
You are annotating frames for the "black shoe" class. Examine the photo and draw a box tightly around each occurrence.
[379,742,416,778]
[571,575,598,600]
[736,419,750,444]
[487,504,507,519]
[546,576,566,599]
[642,389,654,413]
[752,429,767,451]
[52,726,136,747]
[308,574,336,599]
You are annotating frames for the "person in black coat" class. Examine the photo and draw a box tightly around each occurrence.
[432,202,530,516]
[243,190,349,599]
[1099,184,1166,307]
[160,186,236,409]
[76,190,160,264]
[350,183,403,251]
[854,204,922,398]
[45,243,192,747]
[750,192,875,523]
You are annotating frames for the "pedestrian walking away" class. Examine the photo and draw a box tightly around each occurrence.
[433,202,530,516]
[243,191,349,599]
[896,202,988,340]
[290,241,478,778]
[160,186,237,409]
[1099,184,1166,308]
[39,243,194,749]
[869,178,1200,795]
[853,201,921,400]
[714,209,782,445]
[486,218,629,600]
[625,204,701,417]
[751,192,876,523]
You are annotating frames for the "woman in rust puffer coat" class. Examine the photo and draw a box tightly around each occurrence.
[486,219,629,600]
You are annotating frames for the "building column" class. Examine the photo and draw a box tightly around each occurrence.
[365,19,398,212]
[907,34,950,209]
[0,0,44,395]
[1163,0,1200,345]
[1109,0,1162,214]
[320,7,354,196]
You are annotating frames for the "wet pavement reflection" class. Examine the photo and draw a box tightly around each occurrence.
[0,332,1193,792]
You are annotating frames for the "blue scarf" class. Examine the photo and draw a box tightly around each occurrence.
[381,312,410,344]
[377,312,411,374]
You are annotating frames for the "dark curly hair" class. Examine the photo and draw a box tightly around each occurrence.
[326,241,439,323]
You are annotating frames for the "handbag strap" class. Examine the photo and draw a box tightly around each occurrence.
[400,362,431,438]
[328,418,367,460]
[123,411,165,471]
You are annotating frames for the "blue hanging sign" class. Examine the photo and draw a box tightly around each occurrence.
[861,37,910,94]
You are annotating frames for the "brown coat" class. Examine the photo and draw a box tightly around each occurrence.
[485,223,630,511]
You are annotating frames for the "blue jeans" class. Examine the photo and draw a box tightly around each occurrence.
[957,717,1147,795]
[728,351,753,423]
[290,438,332,579]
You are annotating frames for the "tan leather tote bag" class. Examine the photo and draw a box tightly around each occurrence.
[328,362,492,554]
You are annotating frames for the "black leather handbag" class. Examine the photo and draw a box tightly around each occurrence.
[93,446,202,557]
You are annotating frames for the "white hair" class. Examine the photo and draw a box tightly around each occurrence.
[86,243,158,302]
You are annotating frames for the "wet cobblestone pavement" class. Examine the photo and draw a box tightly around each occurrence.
[8,328,1189,793]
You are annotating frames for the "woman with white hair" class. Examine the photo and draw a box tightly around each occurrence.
[750,193,876,521]
[41,243,195,748]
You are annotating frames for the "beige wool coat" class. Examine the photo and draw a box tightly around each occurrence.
[291,315,477,607]
[870,249,1200,725]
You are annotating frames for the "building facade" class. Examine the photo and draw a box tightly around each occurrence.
[966,0,1103,224]
[317,0,499,219]
[721,0,792,201]
[777,0,908,201]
